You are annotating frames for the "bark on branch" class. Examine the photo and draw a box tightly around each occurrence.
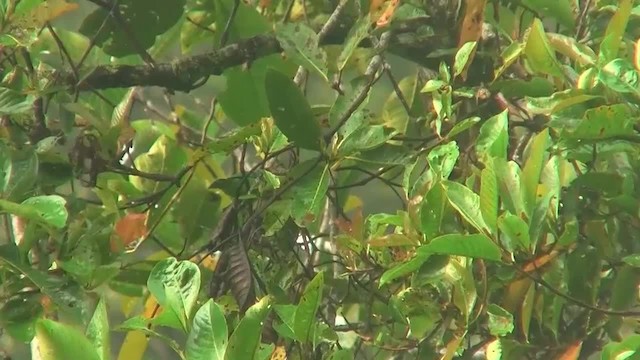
[61,16,455,92]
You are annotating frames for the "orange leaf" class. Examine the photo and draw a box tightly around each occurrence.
[376,0,401,28]
[457,0,487,79]
[556,341,582,360]
[111,212,148,252]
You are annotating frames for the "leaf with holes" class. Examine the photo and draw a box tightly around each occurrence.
[275,23,328,81]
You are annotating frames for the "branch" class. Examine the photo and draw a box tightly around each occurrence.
[67,34,281,92]
[60,16,452,92]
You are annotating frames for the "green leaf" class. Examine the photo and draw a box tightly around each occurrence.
[379,252,430,287]
[186,300,228,360]
[546,33,596,67]
[131,135,187,193]
[213,0,292,126]
[598,58,640,95]
[494,42,524,80]
[454,41,477,77]
[275,23,328,81]
[521,129,549,215]
[2,145,39,202]
[294,272,324,343]
[446,116,481,139]
[427,141,459,180]
[567,104,635,140]
[526,89,601,116]
[419,234,502,262]
[0,293,42,342]
[0,195,68,229]
[480,161,498,236]
[264,68,323,151]
[85,298,110,360]
[487,304,514,337]
[383,75,420,134]
[521,0,575,30]
[329,349,355,360]
[209,124,260,155]
[147,258,201,331]
[523,19,564,78]
[475,110,508,163]
[492,77,555,98]
[79,0,185,57]
[566,246,600,304]
[0,87,33,115]
[287,160,329,225]
[336,17,371,71]
[35,319,100,360]
[444,181,490,234]
[497,212,531,253]
[599,0,633,63]
[602,334,640,360]
[225,296,273,360]
[338,125,394,156]
[420,182,446,239]
[330,76,371,127]
[494,158,527,218]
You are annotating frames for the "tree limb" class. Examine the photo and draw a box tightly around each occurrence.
[61,16,452,92]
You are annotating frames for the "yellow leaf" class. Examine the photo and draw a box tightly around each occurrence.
[12,0,79,29]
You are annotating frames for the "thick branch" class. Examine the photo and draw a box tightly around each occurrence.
[68,34,281,92]
[61,16,455,92]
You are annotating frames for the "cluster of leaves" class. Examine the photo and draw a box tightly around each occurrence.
[1,0,640,359]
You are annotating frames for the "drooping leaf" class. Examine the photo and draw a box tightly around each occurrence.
[225,296,273,360]
[419,234,502,262]
[521,129,549,215]
[287,160,329,225]
[454,41,478,78]
[444,181,490,234]
[185,300,228,360]
[480,160,498,236]
[147,258,201,331]
[523,19,564,78]
[86,298,110,360]
[475,109,508,163]
[293,272,324,343]
[264,68,323,151]
[497,212,531,253]
[599,0,633,63]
